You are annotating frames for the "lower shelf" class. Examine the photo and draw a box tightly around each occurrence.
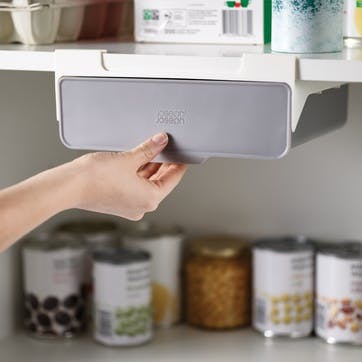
[1,326,361,362]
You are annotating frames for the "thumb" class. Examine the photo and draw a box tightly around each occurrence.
[131,133,169,167]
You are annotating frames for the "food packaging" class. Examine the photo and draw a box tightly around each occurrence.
[135,0,271,45]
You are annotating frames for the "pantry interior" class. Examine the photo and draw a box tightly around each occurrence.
[1,3,362,362]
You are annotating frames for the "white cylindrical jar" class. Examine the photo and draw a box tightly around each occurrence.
[93,246,152,346]
[123,222,184,328]
[272,0,344,53]
[253,236,314,338]
[316,242,362,345]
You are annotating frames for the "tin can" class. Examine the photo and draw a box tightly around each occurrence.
[123,222,184,328]
[93,246,152,346]
[252,236,314,337]
[22,231,87,339]
[316,242,362,345]
[344,0,362,47]
[55,219,121,322]
[272,0,344,53]
[186,235,251,330]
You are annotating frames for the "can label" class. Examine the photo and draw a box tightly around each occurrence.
[316,254,362,343]
[344,0,362,38]
[135,0,267,44]
[23,248,87,337]
[94,260,152,346]
[253,249,313,336]
[123,235,183,328]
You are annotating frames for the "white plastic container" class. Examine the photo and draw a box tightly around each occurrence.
[12,0,61,45]
[123,223,184,328]
[56,0,85,42]
[344,0,362,47]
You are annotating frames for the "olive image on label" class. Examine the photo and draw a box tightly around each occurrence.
[22,232,88,339]
[93,246,153,346]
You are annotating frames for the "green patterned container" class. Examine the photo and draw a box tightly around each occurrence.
[272,0,344,53]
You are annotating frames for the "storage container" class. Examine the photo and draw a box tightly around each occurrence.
[185,235,251,330]
[123,222,184,328]
[316,241,362,345]
[0,0,133,45]
[272,0,344,53]
[344,0,362,47]
[252,236,314,338]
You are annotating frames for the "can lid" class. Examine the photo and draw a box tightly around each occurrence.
[23,231,85,251]
[124,221,183,239]
[253,236,313,253]
[318,241,362,259]
[93,246,151,264]
[55,219,120,245]
[190,235,249,259]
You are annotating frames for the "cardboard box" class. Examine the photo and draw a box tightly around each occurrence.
[135,0,271,45]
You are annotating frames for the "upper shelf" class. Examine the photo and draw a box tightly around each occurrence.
[0,39,362,83]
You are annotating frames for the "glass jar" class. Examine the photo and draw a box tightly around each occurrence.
[185,235,251,329]
[22,231,87,339]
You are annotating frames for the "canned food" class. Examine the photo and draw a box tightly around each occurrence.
[316,241,362,345]
[93,246,152,346]
[123,222,184,328]
[186,235,251,330]
[22,231,87,339]
[252,236,314,338]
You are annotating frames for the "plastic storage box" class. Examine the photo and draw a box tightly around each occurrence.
[0,0,134,45]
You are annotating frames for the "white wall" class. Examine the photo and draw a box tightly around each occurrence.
[0,71,361,338]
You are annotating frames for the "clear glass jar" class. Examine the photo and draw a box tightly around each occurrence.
[185,236,251,329]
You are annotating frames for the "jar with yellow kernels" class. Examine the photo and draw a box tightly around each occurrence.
[185,236,251,330]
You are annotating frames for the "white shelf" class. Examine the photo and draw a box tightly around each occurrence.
[1,326,361,362]
[0,40,362,83]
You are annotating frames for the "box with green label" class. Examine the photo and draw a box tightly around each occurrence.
[135,0,271,44]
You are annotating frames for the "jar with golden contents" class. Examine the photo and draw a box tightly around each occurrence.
[185,236,251,329]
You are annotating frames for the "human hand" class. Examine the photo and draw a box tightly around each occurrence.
[71,133,187,220]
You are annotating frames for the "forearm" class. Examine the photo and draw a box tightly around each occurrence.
[0,161,82,252]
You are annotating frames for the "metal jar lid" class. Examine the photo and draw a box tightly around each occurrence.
[93,246,151,265]
[190,235,249,259]
[317,241,362,260]
[253,236,314,253]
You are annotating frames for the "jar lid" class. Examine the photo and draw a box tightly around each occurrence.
[253,236,313,253]
[190,235,249,259]
[93,246,151,265]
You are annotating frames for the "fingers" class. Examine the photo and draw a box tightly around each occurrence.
[131,133,168,167]
[138,162,162,179]
[152,164,188,197]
